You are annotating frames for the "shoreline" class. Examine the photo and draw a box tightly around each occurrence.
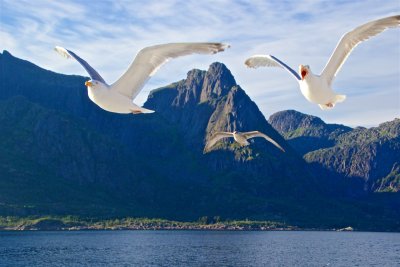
[0,216,369,232]
[0,216,302,231]
[0,225,300,231]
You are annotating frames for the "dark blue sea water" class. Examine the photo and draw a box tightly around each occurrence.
[0,230,399,266]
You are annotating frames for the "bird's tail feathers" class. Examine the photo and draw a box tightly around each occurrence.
[138,107,155,114]
[130,104,155,114]
[318,104,332,110]
[334,94,346,103]
[54,46,71,59]
[318,94,346,110]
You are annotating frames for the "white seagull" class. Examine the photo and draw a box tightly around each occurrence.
[204,131,285,153]
[55,43,229,114]
[245,15,400,110]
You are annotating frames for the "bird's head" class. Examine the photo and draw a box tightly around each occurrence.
[299,65,310,80]
[85,80,103,89]
[233,131,238,134]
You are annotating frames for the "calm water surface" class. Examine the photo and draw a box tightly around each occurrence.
[0,230,399,266]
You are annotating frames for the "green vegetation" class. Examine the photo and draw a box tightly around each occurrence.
[1,52,399,232]
[376,166,400,192]
[0,216,291,231]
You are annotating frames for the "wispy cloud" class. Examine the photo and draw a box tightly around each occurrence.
[1,0,399,127]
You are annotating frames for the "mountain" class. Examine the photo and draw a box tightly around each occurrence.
[269,110,400,193]
[145,64,299,173]
[1,50,399,230]
[305,119,400,192]
[269,110,352,155]
[0,51,316,221]
[0,96,136,216]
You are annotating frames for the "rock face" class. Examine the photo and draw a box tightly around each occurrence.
[146,63,288,159]
[269,110,400,193]
[376,163,400,192]
[1,50,399,230]
[305,119,400,192]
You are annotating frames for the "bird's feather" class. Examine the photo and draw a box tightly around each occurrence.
[204,132,233,152]
[321,15,400,85]
[111,43,229,100]
[54,46,106,83]
[242,131,285,152]
[245,55,301,81]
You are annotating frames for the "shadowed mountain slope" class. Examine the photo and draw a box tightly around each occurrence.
[1,50,399,230]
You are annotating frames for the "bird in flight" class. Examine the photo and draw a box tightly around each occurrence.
[55,43,229,114]
[245,15,399,110]
[204,131,285,153]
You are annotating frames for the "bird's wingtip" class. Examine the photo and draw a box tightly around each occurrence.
[54,46,71,59]
[244,56,260,68]
[244,58,254,68]
[221,43,231,50]
[212,43,230,54]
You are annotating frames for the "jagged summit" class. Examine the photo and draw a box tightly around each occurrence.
[200,62,236,102]
[146,62,236,109]
[145,61,286,157]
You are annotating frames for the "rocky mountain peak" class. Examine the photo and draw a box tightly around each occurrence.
[146,62,236,112]
[145,62,288,165]
[269,110,325,134]
[199,62,237,103]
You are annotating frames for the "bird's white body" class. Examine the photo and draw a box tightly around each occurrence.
[245,15,399,110]
[232,132,250,146]
[299,74,328,104]
[298,72,345,109]
[55,43,229,114]
[87,83,152,114]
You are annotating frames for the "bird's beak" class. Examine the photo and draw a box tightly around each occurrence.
[299,65,307,80]
[85,81,92,87]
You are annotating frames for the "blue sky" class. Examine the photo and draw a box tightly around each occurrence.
[0,0,399,127]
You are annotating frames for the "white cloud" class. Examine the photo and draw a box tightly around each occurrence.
[0,31,16,49]
[0,0,399,127]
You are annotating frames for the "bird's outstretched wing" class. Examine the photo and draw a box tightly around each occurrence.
[204,132,233,152]
[54,46,106,83]
[111,43,230,100]
[245,55,301,81]
[321,15,400,85]
[242,131,285,152]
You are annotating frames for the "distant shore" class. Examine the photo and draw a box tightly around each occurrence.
[2,223,297,231]
[0,216,303,231]
[0,216,360,232]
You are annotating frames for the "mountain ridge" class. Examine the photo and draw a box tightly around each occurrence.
[1,50,399,230]
[269,109,400,193]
